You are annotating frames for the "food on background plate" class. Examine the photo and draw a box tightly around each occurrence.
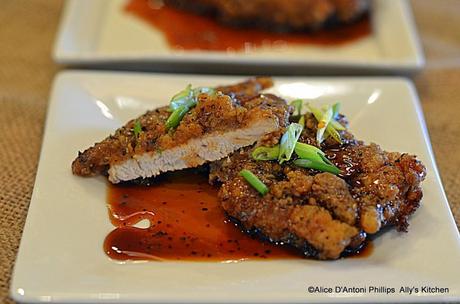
[164,0,369,32]
[72,77,426,260]
[124,0,371,51]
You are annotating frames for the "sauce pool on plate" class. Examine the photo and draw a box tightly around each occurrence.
[124,0,371,51]
[104,170,300,261]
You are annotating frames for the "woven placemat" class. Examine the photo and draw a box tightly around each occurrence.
[0,1,62,303]
[0,1,459,303]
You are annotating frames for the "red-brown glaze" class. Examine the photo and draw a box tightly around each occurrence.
[124,0,371,51]
[104,171,300,261]
[349,242,373,258]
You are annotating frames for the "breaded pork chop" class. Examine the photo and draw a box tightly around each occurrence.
[164,0,369,32]
[210,112,426,259]
[72,77,290,183]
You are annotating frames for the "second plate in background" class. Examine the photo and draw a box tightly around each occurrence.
[54,0,424,74]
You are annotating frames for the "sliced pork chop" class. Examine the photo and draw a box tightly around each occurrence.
[72,78,290,183]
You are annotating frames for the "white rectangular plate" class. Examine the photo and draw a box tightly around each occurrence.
[53,0,424,73]
[11,71,459,303]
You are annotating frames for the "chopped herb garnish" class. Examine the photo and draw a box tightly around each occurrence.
[239,169,269,195]
[307,102,345,144]
[290,99,303,116]
[170,84,193,111]
[330,102,345,131]
[294,142,325,163]
[133,120,142,138]
[165,105,190,130]
[278,123,303,164]
[193,87,215,97]
[316,105,333,144]
[326,125,342,143]
[251,145,280,161]
[332,102,341,118]
[293,142,341,174]
[298,115,305,127]
[293,159,341,175]
[166,85,216,130]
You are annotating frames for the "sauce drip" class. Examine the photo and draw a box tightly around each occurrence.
[124,0,371,51]
[350,242,373,259]
[104,171,299,261]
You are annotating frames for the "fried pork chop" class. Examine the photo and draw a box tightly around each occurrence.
[164,0,369,32]
[72,77,289,183]
[210,112,426,259]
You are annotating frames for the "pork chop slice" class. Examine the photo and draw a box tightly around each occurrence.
[72,78,290,183]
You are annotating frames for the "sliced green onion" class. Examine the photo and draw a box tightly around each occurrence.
[240,169,269,195]
[330,102,345,131]
[332,102,341,118]
[278,123,303,164]
[293,159,341,175]
[193,87,215,97]
[308,103,344,144]
[133,120,142,138]
[293,142,341,174]
[167,85,216,129]
[290,99,303,116]
[165,105,190,130]
[326,125,342,144]
[317,152,335,166]
[170,84,193,111]
[330,120,346,131]
[298,115,305,127]
[308,104,324,122]
[294,142,325,162]
[252,145,280,161]
[316,105,333,144]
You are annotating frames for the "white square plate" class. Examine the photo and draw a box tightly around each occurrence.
[11,71,459,303]
[53,0,424,74]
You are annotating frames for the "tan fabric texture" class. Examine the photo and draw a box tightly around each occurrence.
[0,0,459,303]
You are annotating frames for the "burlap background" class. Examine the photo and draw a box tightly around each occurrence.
[0,1,459,303]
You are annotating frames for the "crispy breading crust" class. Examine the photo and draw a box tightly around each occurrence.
[72,77,287,182]
[211,111,426,259]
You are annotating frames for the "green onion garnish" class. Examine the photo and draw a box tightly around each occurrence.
[165,105,190,130]
[193,87,215,97]
[166,85,215,130]
[316,105,333,144]
[330,102,345,131]
[170,84,193,111]
[293,142,341,174]
[133,120,142,138]
[252,145,280,161]
[293,159,341,175]
[294,142,326,162]
[332,102,341,118]
[290,99,303,116]
[308,103,345,144]
[239,169,269,195]
[330,120,346,131]
[278,123,303,164]
[298,115,305,127]
[326,125,342,143]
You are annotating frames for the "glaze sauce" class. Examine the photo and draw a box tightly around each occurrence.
[104,171,299,261]
[124,0,371,51]
[350,242,373,258]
